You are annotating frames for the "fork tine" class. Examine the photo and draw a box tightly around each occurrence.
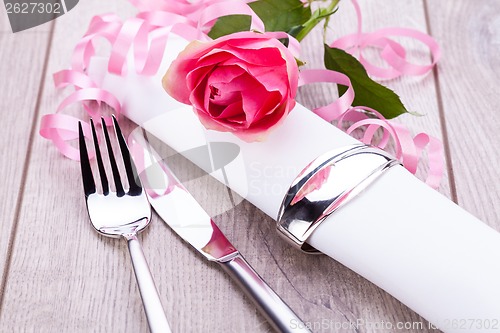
[90,119,110,195]
[112,115,142,196]
[78,122,96,197]
[102,117,125,196]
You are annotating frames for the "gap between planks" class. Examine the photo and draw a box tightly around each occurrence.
[422,0,458,203]
[0,19,56,314]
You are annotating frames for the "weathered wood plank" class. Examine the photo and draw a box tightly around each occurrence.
[0,30,51,302]
[0,4,10,31]
[299,0,451,198]
[296,0,447,331]
[1,0,474,332]
[426,0,500,229]
[0,1,153,332]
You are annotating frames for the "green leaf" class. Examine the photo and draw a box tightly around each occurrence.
[249,0,311,34]
[295,2,339,41]
[324,45,408,119]
[207,0,311,40]
[208,15,252,40]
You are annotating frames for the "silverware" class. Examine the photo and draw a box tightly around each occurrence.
[78,116,171,333]
[128,130,312,333]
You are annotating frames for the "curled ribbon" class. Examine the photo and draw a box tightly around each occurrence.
[337,107,444,188]
[332,0,441,79]
[298,70,444,188]
[40,69,122,160]
[40,0,444,188]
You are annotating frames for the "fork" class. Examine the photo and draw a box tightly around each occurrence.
[78,116,171,333]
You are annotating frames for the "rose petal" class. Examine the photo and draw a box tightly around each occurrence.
[251,102,288,131]
[163,40,210,104]
[186,63,216,91]
[225,112,246,125]
[206,65,246,85]
[251,91,282,122]
[163,31,300,143]
[209,89,241,106]
[196,49,234,67]
[194,108,229,132]
[205,66,246,108]
[221,60,288,94]
[190,74,210,112]
[239,79,273,123]
[218,45,285,67]
[217,100,244,122]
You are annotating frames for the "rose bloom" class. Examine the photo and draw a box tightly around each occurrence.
[163,31,299,141]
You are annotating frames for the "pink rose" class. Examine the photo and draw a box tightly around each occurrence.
[163,31,299,141]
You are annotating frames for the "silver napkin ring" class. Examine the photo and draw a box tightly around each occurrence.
[276,144,401,253]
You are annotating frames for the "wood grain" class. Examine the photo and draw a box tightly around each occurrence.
[295,1,445,331]
[426,0,500,228]
[0,1,148,332]
[0,30,51,297]
[0,4,10,31]
[0,0,498,332]
[299,0,451,199]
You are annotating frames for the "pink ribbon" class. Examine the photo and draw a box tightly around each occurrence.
[196,1,265,35]
[331,0,441,79]
[128,137,180,198]
[40,0,444,188]
[40,113,92,161]
[40,68,122,159]
[338,107,444,188]
[297,71,443,188]
[299,69,355,120]
[71,13,123,73]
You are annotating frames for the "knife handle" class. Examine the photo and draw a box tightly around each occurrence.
[218,253,311,333]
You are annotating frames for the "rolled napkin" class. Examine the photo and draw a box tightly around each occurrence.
[88,35,500,333]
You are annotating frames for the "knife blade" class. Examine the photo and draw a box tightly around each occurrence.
[128,129,311,333]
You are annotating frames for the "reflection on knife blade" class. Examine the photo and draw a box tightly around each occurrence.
[128,129,238,261]
[128,128,312,333]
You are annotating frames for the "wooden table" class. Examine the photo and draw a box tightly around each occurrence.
[1,1,498,332]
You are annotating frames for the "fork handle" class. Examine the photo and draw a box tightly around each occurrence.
[126,234,172,333]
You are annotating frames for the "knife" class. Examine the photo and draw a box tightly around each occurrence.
[128,130,311,333]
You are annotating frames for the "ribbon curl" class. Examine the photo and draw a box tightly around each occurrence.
[332,0,441,79]
[40,0,444,188]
